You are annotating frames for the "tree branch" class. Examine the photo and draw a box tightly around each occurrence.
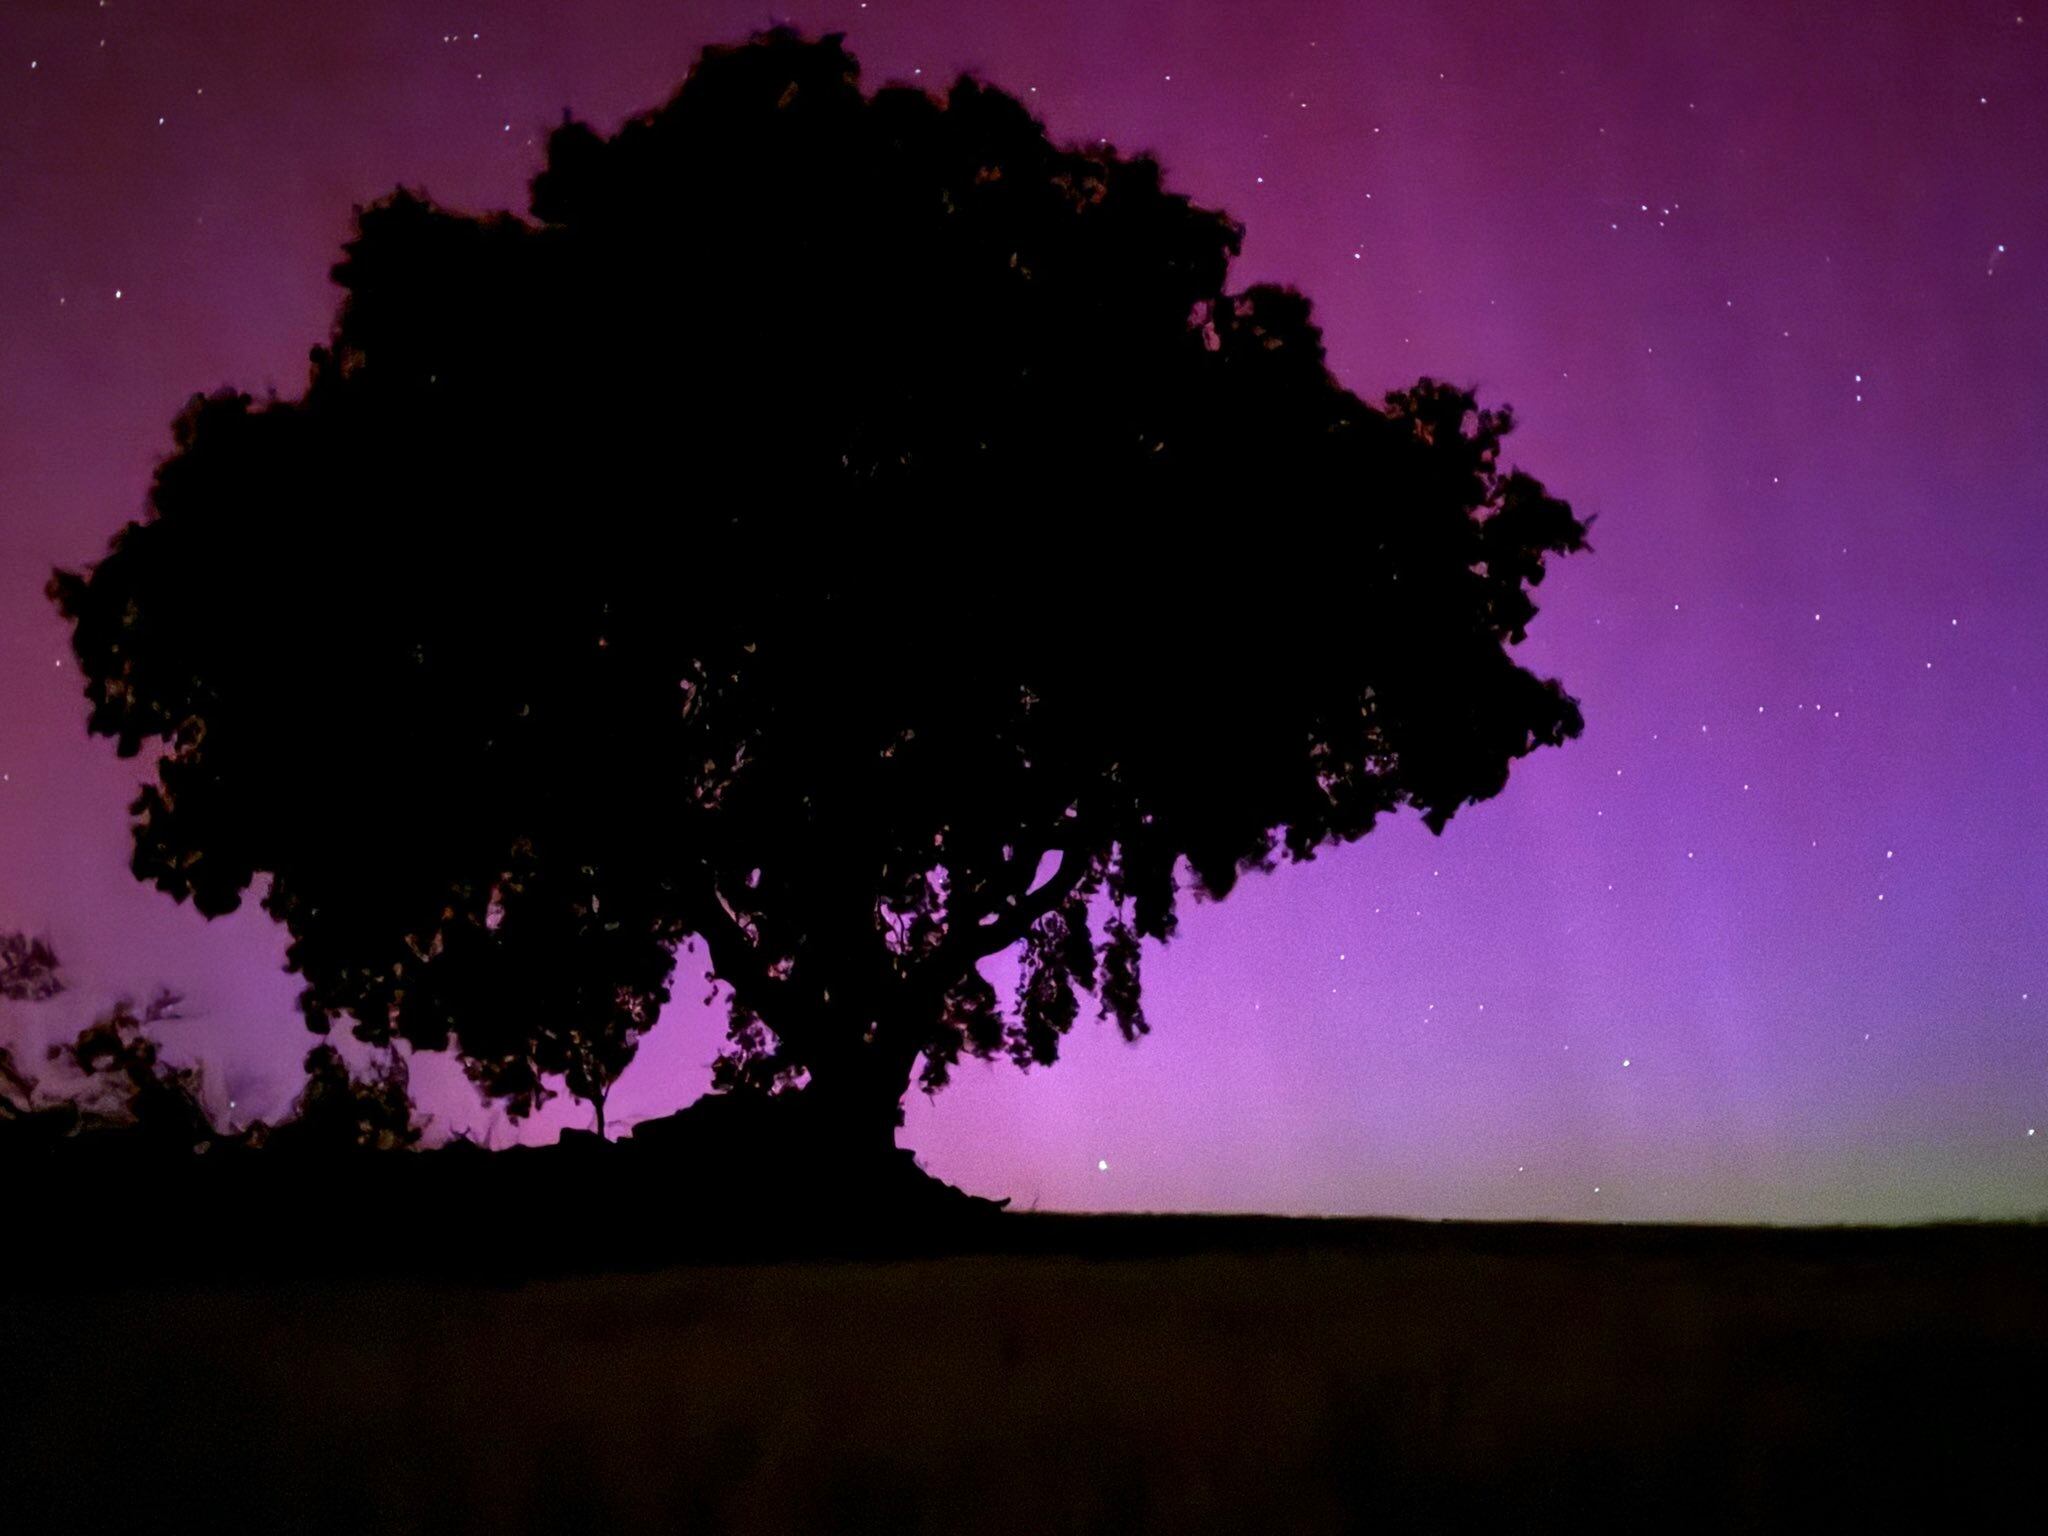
[952,844,1092,968]
[681,871,782,1024]
[875,845,1092,1086]
[936,834,1047,942]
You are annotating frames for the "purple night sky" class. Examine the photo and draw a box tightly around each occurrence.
[3,1,2045,1222]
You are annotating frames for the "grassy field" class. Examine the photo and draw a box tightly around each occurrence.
[5,1215,2045,1532]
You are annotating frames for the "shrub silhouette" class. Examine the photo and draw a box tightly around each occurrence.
[49,29,1588,1157]
[47,987,217,1152]
[1,932,425,1166]
[1,930,65,1133]
[263,1043,425,1156]
[0,931,62,1004]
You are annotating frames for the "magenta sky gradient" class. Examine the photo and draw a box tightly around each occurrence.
[3,1,2045,1221]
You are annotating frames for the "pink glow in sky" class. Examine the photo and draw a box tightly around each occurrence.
[3,1,2045,1222]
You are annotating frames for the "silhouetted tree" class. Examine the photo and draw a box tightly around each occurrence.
[48,30,1589,1159]
[264,1043,425,1154]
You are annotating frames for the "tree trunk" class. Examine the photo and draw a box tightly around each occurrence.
[795,1039,918,1166]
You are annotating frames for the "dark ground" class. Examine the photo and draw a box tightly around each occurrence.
[4,1191,2045,1533]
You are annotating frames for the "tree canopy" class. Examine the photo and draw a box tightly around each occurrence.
[50,29,1589,1146]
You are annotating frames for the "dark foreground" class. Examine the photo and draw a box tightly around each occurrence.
[5,1206,2046,1533]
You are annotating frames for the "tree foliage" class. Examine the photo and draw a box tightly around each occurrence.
[1,931,64,1123]
[0,932,63,1003]
[47,987,218,1150]
[264,1043,426,1155]
[49,30,1589,1142]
